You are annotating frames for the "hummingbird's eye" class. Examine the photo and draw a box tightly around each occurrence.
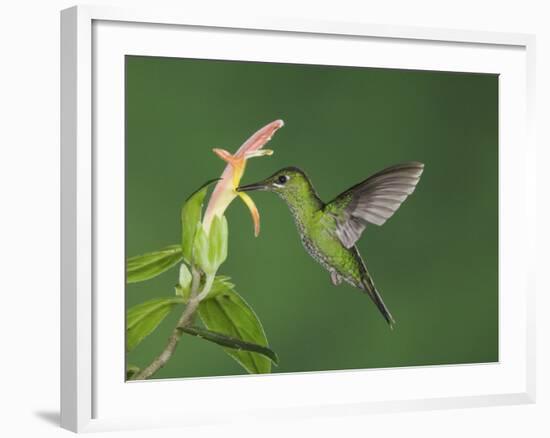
[278,175,289,185]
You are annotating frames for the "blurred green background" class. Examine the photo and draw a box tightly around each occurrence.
[125,56,498,379]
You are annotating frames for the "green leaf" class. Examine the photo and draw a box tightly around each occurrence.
[181,326,278,365]
[126,297,185,351]
[198,285,273,374]
[126,245,182,284]
[126,365,140,380]
[181,179,219,263]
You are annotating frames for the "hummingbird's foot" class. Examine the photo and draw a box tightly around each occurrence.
[330,271,342,286]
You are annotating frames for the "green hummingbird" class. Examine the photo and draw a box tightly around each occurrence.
[237,162,424,329]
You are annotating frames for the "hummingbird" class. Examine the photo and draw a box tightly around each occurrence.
[237,162,424,329]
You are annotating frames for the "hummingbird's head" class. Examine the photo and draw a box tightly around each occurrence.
[237,167,314,202]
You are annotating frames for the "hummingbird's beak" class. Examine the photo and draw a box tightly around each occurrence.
[237,181,269,192]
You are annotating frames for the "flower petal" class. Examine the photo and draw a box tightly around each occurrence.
[212,148,236,164]
[234,120,284,158]
[238,192,261,237]
[213,148,247,187]
[244,149,274,159]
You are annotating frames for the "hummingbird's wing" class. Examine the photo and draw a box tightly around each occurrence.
[325,162,424,248]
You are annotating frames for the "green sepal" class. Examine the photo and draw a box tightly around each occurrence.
[208,215,228,270]
[193,223,213,274]
[180,179,219,264]
[176,263,193,300]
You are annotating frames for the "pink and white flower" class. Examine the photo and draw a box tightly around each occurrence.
[203,120,284,236]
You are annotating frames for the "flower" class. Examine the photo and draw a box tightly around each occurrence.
[203,119,284,236]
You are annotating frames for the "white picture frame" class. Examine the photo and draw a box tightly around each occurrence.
[60,4,536,433]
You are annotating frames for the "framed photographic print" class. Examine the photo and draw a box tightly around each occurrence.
[60,4,536,433]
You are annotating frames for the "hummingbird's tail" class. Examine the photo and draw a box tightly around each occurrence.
[360,274,396,329]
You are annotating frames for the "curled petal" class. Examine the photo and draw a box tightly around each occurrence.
[213,148,238,165]
[238,192,260,237]
[235,120,284,158]
[245,149,274,159]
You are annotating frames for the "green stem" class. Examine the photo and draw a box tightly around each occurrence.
[130,267,213,381]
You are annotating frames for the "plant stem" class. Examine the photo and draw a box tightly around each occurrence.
[130,267,207,381]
